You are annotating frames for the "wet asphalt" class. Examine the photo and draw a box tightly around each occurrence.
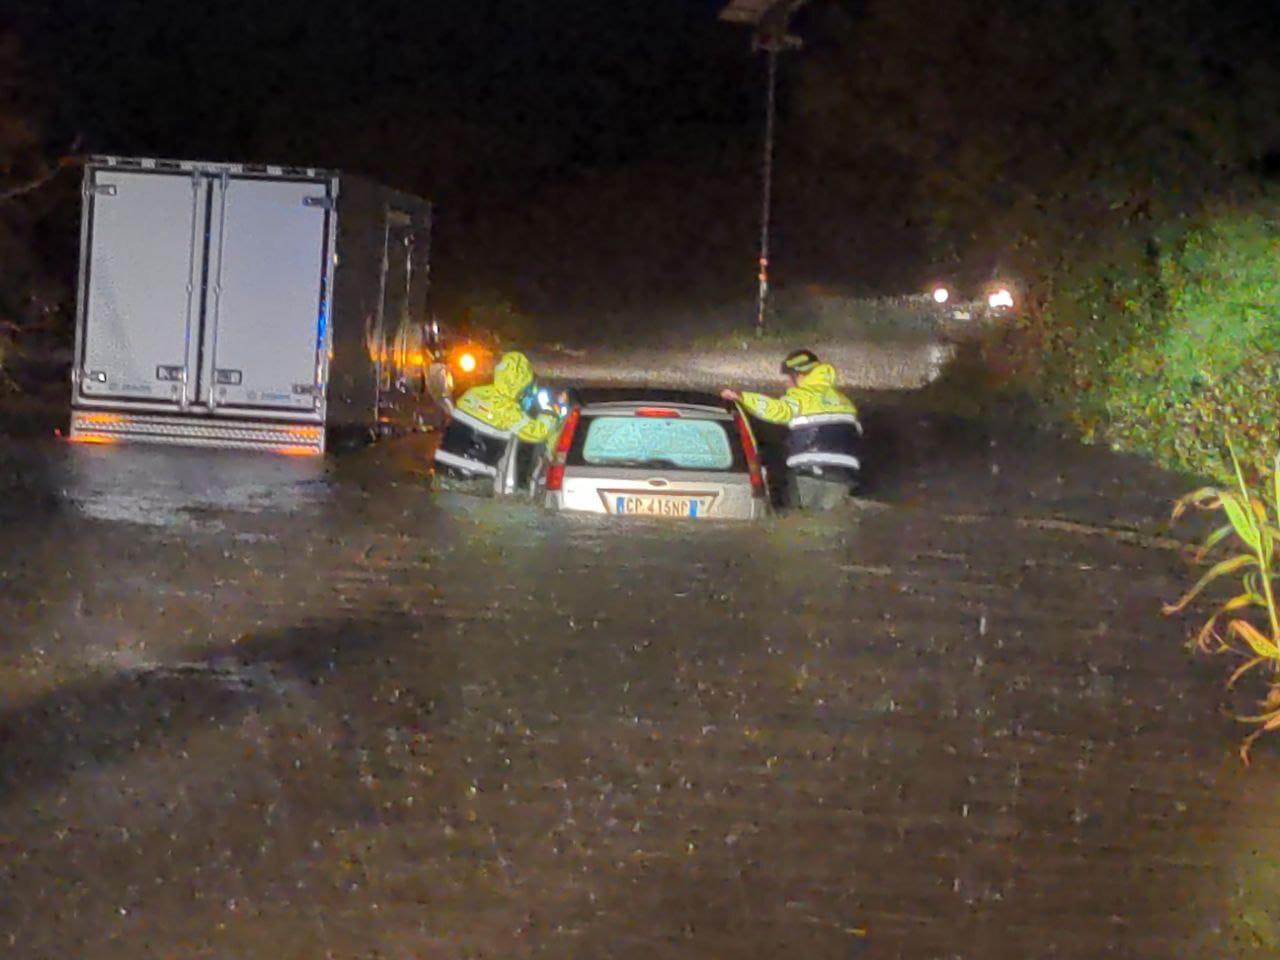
[1,402,1278,959]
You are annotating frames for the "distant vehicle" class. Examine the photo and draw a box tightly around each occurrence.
[924,274,1020,328]
[530,388,769,520]
[70,155,437,454]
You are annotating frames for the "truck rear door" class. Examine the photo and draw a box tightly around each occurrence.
[77,169,205,406]
[202,176,331,413]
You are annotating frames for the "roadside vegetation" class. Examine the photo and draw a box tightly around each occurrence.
[1024,200,1280,482]
[793,1,1280,484]
[1,27,77,408]
[1167,447,1280,761]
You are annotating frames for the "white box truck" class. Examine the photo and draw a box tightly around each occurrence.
[70,156,437,454]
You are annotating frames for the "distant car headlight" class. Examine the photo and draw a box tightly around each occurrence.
[988,288,1014,310]
[932,286,950,304]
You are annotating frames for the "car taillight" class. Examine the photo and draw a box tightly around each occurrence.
[544,407,580,492]
[733,408,765,497]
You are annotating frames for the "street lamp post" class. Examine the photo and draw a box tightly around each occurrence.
[756,38,778,339]
[721,0,806,338]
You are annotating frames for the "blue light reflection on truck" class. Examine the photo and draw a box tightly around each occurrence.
[317,298,329,349]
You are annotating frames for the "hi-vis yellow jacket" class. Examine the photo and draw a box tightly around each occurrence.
[739,363,863,474]
[455,352,555,443]
[435,351,556,478]
[739,363,858,424]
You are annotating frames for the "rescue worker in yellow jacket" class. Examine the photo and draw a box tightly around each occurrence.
[434,351,557,491]
[721,348,862,510]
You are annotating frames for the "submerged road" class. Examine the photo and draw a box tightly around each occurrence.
[0,402,1276,959]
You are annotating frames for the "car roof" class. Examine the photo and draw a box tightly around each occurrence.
[572,387,730,413]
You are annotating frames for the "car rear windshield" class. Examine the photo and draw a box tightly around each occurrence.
[571,413,742,472]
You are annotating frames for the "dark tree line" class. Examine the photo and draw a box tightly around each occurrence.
[786,0,1280,291]
[0,27,77,340]
[4,0,1280,335]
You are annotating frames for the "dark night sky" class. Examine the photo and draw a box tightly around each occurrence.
[11,0,1280,330]
[11,0,788,322]
[20,0,753,174]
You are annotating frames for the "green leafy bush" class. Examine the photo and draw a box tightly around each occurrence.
[1034,199,1280,481]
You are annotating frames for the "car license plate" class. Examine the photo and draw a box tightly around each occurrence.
[613,494,712,517]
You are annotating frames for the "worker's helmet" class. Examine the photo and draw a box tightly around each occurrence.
[781,348,820,376]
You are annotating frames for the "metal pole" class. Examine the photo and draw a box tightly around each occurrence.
[756,41,778,338]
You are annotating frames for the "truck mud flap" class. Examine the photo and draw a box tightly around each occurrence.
[70,410,324,455]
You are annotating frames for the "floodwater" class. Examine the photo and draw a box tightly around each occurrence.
[1,404,1278,959]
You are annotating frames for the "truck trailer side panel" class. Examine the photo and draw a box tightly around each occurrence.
[372,189,435,434]
[324,176,434,441]
[204,175,332,415]
[77,168,206,408]
[323,176,385,439]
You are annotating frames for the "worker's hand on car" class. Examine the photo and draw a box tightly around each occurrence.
[720,389,741,403]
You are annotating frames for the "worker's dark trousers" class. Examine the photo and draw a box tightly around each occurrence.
[784,467,857,511]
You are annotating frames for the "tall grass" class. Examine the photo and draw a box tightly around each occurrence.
[1166,444,1280,762]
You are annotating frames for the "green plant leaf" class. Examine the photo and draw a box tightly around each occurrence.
[1229,439,1250,497]
[1196,522,1236,560]
[1221,492,1262,553]
[1229,619,1280,659]
[1165,553,1259,614]
[1251,498,1277,561]
[1245,571,1265,597]
[1228,655,1269,688]
[1272,452,1279,518]
[1172,487,1223,522]
[1195,592,1267,649]
[1239,709,1280,765]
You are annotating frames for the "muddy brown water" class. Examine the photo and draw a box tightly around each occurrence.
[1,402,1278,959]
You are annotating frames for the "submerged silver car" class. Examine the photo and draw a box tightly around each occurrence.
[537,389,769,520]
